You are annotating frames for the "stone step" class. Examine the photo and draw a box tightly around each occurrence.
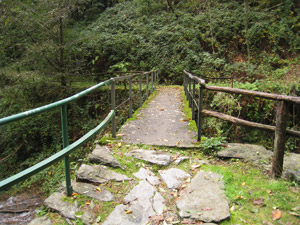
[126,149,173,166]
[76,164,131,184]
[89,144,123,169]
[102,180,166,225]
[177,170,230,223]
[43,192,97,224]
[60,180,114,202]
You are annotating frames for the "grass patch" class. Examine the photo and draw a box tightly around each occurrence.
[181,86,199,133]
[201,162,300,224]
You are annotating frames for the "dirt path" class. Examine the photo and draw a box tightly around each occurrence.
[119,86,197,147]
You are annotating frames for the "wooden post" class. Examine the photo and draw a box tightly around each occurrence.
[271,101,288,178]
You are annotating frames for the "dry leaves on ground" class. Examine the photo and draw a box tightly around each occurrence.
[272,209,282,221]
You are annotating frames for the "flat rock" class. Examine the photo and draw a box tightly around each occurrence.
[89,145,122,169]
[217,143,272,164]
[60,180,114,201]
[217,143,300,178]
[126,149,172,166]
[28,216,52,225]
[177,171,230,223]
[0,194,42,225]
[44,192,95,224]
[159,168,190,189]
[283,169,300,184]
[133,167,160,186]
[174,156,189,165]
[76,164,130,184]
[103,180,166,225]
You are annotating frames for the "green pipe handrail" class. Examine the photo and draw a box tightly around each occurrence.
[0,70,159,196]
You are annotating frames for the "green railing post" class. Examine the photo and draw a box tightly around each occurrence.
[139,74,142,107]
[61,104,72,196]
[192,80,196,121]
[111,79,116,138]
[151,72,154,93]
[129,78,133,118]
[146,73,149,98]
[197,86,203,142]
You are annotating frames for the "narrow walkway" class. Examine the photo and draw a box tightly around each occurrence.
[27,86,230,225]
[119,86,197,147]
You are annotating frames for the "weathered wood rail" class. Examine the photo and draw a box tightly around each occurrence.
[183,70,300,178]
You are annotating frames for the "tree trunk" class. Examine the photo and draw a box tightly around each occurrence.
[58,17,66,86]
[244,0,250,61]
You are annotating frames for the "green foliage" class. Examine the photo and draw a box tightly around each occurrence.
[200,136,227,155]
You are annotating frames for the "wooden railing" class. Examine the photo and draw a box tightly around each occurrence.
[183,70,300,178]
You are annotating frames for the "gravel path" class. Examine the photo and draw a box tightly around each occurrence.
[119,86,197,147]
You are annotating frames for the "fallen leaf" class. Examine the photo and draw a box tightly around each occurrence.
[272,209,282,221]
[191,164,201,170]
[290,211,300,217]
[235,195,245,200]
[125,210,132,214]
[253,197,264,205]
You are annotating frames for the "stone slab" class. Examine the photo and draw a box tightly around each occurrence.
[61,180,114,201]
[76,164,130,184]
[217,143,272,163]
[89,145,122,169]
[133,167,160,186]
[177,171,230,223]
[159,168,190,189]
[103,180,166,225]
[174,156,189,165]
[44,192,95,224]
[217,143,300,181]
[28,216,52,225]
[126,149,172,166]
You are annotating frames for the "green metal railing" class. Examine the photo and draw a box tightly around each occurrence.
[0,70,159,195]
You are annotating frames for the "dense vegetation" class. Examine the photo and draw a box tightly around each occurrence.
[1,0,300,180]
